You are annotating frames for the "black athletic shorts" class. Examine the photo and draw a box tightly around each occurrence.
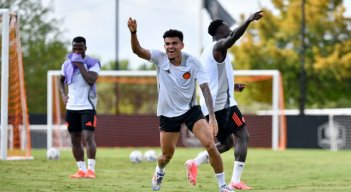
[66,109,97,133]
[159,105,205,132]
[206,105,246,143]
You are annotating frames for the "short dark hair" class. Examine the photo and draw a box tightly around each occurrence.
[163,29,183,41]
[72,36,86,45]
[208,19,224,37]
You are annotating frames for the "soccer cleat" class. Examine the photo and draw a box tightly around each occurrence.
[69,170,86,178]
[84,169,96,179]
[229,181,253,190]
[219,185,235,192]
[151,172,165,191]
[185,159,197,186]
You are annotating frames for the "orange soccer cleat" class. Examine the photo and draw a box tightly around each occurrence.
[229,181,253,190]
[69,170,86,178]
[185,159,198,186]
[84,169,96,179]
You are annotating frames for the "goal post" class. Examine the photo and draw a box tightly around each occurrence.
[0,10,33,160]
[0,9,10,160]
[234,70,286,150]
[47,69,286,150]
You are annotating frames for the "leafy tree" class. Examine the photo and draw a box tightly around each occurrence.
[0,0,69,113]
[232,0,351,108]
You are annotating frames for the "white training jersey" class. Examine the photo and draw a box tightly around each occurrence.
[199,41,237,116]
[150,49,209,117]
[61,59,100,110]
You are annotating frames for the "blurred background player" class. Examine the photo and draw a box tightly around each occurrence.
[185,11,263,190]
[127,17,234,192]
[59,36,101,179]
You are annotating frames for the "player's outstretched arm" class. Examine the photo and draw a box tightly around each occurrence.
[220,10,264,50]
[128,17,151,60]
[231,10,263,42]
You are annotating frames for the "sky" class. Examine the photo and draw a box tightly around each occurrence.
[45,0,351,69]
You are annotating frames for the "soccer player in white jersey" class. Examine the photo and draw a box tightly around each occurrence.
[185,11,263,190]
[128,17,233,192]
[59,36,101,179]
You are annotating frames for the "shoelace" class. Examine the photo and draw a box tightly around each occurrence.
[156,173,164,184]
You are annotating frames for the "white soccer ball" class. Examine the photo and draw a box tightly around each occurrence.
[143,150,158,162]
[129,150,143,163]
[47,148,60,160]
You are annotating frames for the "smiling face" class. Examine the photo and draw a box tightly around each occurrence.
[164,37,184,61]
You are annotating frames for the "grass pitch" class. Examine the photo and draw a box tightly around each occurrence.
[0,148,350,192]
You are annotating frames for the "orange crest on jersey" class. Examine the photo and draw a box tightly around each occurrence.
[183,72,191,79]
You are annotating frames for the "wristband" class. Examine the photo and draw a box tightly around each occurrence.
[131,30,137,34]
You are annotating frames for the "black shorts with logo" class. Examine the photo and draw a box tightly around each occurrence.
[206,105,246,143]
[159,106,205,132]
[66,109,97,133]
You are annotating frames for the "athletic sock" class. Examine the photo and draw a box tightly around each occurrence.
[155,165,165,175]
[77,161,87,172]
[231,161,245,183]
[215,172,226,188]
[88,159,96,172]
[193,151,209,166]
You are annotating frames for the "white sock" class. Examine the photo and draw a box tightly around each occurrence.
[88,159,96,172]
[77,161,87,172]
[193,151,209,166]
[155,165,165,175]
[215,172,226,188]
[231,161,245,184]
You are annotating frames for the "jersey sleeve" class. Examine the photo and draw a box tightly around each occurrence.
[60,62,66,76]
[88,61,101,74]
[149,49,163,66]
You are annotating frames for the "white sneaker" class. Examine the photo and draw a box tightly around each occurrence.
[219,185,235,192]
[151,172,165,191]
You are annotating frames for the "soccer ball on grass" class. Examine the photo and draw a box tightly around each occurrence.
[47,148,60,160]
[129,150,143,163]
[143,150,158,162]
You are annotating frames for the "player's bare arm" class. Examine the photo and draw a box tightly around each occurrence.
[59,75,68,104]
[128,17,151,60]
[200,83,218,136]
[73,62,98,85]
[214,10,263,61]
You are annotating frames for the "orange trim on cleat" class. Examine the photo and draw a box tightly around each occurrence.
[185,160,197,186]
[229,181,253,190]
[84,169,96,179]
[69,170,86,178]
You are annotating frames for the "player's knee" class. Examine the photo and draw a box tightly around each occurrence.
[160,153,173,162]
[204,142,217,153]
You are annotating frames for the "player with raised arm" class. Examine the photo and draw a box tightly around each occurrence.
[185,11,263,190]
[127,17,234,192]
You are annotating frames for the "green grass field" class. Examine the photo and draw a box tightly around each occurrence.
[0,148,350,192]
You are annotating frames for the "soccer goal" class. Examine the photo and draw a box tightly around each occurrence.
[0,10,33,160]
[46,69,286,150]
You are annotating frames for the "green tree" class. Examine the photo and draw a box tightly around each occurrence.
[0,0,68,113]
[232,0,351,108]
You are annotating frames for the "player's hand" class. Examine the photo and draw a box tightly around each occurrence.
[248,10,263,22]
[234,83,246,92]
[128,17,137,33]
[72,61,84,69]
[208,116,218,137]
[61,94,68,105]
